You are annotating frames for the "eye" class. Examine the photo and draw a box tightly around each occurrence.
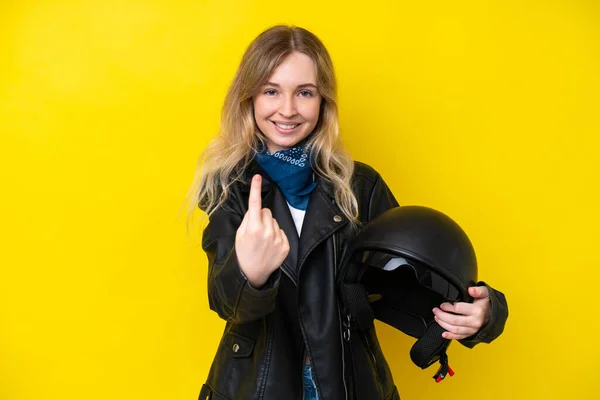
[264,89,277,96]
[298,90,313,97]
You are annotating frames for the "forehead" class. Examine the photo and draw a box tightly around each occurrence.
[267,51,318,86]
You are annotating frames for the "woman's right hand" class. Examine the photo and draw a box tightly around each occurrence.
[235,174,290,288]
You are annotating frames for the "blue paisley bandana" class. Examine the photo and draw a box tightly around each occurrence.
[254,145,316,210]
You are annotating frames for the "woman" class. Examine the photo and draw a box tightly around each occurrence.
[190,25,507,400]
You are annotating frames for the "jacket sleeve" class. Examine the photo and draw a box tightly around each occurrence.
[458,281,509,348]
[366,172,400,221]
[201,199,280,324]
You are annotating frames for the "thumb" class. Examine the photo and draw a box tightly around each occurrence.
[468,285,489,299]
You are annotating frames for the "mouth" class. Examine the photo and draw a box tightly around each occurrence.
[271,121,301,133]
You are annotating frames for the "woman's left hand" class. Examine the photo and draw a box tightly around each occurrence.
[432,286,491,340]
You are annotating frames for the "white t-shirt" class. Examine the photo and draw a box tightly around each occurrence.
[286,202,306,237]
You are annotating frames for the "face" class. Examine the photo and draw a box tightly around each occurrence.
[253,51,322,153]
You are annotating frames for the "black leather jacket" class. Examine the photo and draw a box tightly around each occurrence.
[198,160,508,400]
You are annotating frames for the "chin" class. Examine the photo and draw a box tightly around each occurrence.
[267,136,307,152]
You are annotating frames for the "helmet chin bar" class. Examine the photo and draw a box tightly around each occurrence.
[409,321,455,382]
[359,254,462,382]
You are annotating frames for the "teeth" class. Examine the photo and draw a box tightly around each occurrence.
[275,122,298,129]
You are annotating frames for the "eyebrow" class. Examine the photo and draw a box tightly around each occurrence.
[264,82,318,89]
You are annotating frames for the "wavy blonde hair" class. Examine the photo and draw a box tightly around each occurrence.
[187,25,358,229]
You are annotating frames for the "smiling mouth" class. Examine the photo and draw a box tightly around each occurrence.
[272,121,301,130]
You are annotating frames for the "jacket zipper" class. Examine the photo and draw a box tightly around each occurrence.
[334,232,350,400]
[338,308,349,400]
[363,331,377,369]
[333,233,337,279]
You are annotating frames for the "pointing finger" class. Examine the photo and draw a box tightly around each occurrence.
[247,174,262,221]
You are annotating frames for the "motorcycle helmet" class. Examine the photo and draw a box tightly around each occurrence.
[338,205,478,382]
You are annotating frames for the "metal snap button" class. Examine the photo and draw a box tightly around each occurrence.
[333,215,342,222]
[232,343,240,353]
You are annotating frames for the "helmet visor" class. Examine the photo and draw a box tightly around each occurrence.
[357,250,462,303]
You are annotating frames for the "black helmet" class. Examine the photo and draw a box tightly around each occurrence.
[338,205,478,382]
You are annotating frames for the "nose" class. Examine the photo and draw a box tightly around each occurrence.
[278,94,297,118]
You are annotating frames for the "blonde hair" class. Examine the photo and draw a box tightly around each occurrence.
[186,25,358,229]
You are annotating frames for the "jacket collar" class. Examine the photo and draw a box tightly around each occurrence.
[297,181,348,276]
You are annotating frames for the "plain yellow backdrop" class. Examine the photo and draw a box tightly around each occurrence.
[1,1,598,399]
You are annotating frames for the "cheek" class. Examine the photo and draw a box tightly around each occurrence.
[252,102,263,119]
[300,102,322,123]
[253,98,274,119]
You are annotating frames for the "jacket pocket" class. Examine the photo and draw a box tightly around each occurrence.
[198,384,231,400]
[362,327,396,399]
[221,331,256,388]
[226,331,256,358]
[361,331,381,383]
[206,330,257,396]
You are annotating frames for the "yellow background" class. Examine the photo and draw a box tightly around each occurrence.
[1,1,598,399]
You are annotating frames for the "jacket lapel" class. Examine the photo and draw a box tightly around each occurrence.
[268,185,300,281]
[297,176,348,276]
